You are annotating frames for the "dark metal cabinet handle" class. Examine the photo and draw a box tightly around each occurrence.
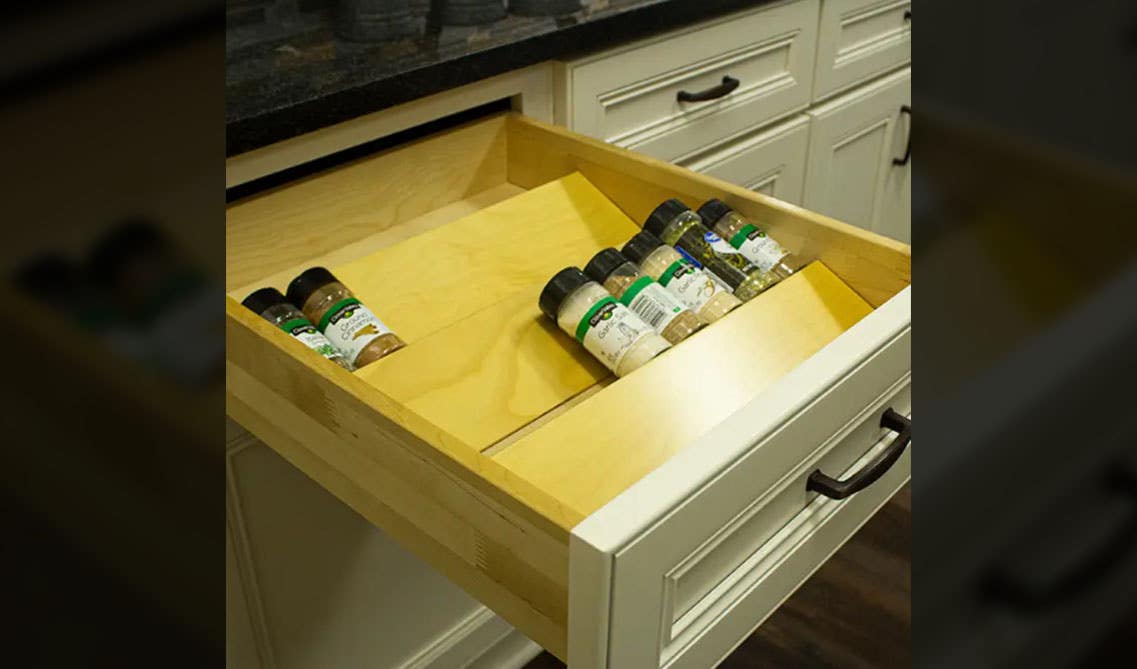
[807,408,910,500]
[904,9,911,21]
[677,76,740,103]
[893,105,912,166]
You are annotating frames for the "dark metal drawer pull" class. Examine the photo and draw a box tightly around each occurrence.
[677,76,740,103]
[893,105,912,166]
[807,408,910,500]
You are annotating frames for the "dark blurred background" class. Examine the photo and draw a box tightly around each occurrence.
[913,1,1137,667]
[0,1,224,665]
[1,0,1135,666]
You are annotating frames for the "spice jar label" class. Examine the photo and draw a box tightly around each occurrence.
[574,296,654,372]
[659,259,728,310]
[730,224,788,272]
[280,317,349,364]
[703,231,743,257]
[317,298,394,361]
[618,276,685,332]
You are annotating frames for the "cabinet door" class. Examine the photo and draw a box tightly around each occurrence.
[681,114,811,205]
[879,133,911,244]
[804,68,910,241]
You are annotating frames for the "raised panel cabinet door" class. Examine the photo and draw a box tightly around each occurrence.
[681,114,811,205]
[803,67,910,239]
[880,146,911,244]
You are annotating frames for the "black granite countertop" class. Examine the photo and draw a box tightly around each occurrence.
[227,0,773,156]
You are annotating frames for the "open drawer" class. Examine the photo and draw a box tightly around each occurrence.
[226,113,910,668]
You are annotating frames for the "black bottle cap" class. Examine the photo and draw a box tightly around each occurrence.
[643,198,694,237]
[582,248,629,284]
[241,287,290,315]
[620,231,665,265]
[286,267,339,310]
[697,199,732,228]
[538,266,590,320]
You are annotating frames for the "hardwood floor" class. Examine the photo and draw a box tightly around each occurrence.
[524,484,911,669]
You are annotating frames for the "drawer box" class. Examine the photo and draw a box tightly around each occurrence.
[557,0,819,163]
[813,0,912,101]
[226,113,911,667]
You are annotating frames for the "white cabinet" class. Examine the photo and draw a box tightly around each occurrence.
[803,67,910,242]
[681,114,811,204]
[225,425,539,669]
[557,0,820,162]
[812,0,911,101]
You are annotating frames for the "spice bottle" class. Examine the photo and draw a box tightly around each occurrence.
[539,267,670,377]
[621,231,741,323]
[643,199,778,301]
[698,199,797,280]
[286,267,406,370]
[242,287,352,370]
[583,248,704,344]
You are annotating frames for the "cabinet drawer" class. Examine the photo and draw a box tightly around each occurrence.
[813,0,912,101]
[681,113,811,204]
[558,0,819,162]
[226,113,910,667]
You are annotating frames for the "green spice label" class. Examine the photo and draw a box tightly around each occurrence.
[618,276,685,333]
[657,259,730,312]
[731,224,788,272]
[280,317,347,364]
[317,298,393,362]
[574,297,655,373]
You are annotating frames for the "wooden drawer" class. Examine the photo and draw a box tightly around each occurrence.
[681,113,811,204]
[813,0,912,102]
[557,0,819,163]
[226,113,911,667]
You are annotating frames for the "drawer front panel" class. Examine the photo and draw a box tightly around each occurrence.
[667,382,910,633]
[813,0,911,101]
[571,289,910,668]
[681,114,810,204]
[564,0,819,162]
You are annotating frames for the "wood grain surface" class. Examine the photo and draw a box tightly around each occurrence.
[492,261,875,528]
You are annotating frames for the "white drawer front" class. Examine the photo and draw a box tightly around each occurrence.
[570,288,911,668]
[813,0,912,101]
[562,0,819,162]
[681,114,811,204]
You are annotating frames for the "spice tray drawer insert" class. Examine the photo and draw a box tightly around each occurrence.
[226,113,911,668]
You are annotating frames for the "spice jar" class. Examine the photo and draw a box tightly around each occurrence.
[539,267,670,377]
[286,267,406,370]
[242,287,352,370]
[698,199,797,280]
[621,231,741,323]
[643,199,778,301]
[582,248,704,344]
